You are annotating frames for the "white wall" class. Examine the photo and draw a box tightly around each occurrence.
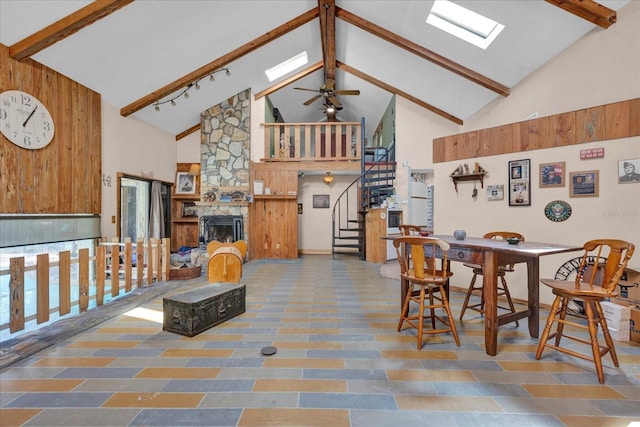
[101,102,178,237]
[393,1,640,304]
[297,174,359,253]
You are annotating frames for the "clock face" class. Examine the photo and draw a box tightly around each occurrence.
[0,90,55,150]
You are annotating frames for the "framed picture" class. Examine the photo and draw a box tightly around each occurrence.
[181,201,197,217]
[539,161,565,187]
[570,170,599,197]
[508,159,530,206]
[313,194,330,209]
[175,172,195,194]
[618,158,640,184]
[487,184,504,201]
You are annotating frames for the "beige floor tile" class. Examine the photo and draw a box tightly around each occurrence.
[30,357,115,367]
[380,350,459,359]
[66,340,139,349]
[558,415,640,426]
[102,392,204,408]
[387,369,476,382]
[0,409,42,426]
[184,333,244,341]
[523,384,627,399]
[499,361,585,372]
[253,378,347,392]
[397,395,502,411]
[262,358,344,369]
[239,408,350,427]
[135,367,220,378]
[96,327,158,334]
[160,348,234,357]
[272,341,343,350]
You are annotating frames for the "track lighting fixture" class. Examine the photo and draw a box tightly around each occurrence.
[152,68,230,111]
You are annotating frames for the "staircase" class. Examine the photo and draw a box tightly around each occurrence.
[331,147,396,259]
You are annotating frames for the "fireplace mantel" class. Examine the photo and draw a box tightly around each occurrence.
[195,201,250,207]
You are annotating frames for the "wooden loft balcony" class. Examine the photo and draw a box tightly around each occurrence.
[261,122,362,170]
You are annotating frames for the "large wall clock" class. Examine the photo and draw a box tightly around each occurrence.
[0,90,55,150]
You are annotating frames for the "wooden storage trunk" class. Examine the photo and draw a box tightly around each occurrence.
[163,283,246,337]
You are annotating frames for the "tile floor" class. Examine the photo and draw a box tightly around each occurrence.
[1,255,639,426]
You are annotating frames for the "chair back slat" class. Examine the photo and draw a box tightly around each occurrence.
[576,239,635,294]
[393,236,450,282]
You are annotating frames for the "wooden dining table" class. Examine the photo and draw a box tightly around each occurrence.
[386,234,582,356]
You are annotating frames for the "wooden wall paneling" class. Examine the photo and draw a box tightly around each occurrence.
[629,98,640,136]
[553,111,576,146]
[433,98,638,163]
[576,105,606,143]
[605,100,630,140]
[1,44,101,214]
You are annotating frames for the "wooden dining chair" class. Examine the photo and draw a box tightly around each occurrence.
[459,231,523,325]
[393,236,460,349]
[535,239,635,384]
[399,224,423,236]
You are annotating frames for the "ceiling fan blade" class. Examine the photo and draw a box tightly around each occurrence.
[303,94,322,105]
[294,87,320,92]
[334,90,360,96]
[328,95,341,108]
[323,79,335,91]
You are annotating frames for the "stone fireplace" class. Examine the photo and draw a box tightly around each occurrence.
[196,89,251,245]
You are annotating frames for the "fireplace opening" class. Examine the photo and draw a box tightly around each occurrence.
[200,215,243,244]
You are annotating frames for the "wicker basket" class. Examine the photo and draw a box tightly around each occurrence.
[169,265,202,280]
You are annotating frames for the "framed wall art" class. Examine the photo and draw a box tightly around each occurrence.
[539,161,565,187]
[618,158,640,184]
[175,172,195,194]
[508,159,530,206]
[487,184,504,201]
[570,170,599,197]
[313,194,330,209]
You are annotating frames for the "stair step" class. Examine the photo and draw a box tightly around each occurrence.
[338,228,363,233]
[332,243,364,248]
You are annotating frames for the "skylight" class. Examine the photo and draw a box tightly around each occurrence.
[265,51,309,82]
[426,0,504,50]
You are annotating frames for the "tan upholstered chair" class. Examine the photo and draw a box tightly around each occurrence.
[393,236,460,350]
[459,231,523,325]
[535,239,634,384]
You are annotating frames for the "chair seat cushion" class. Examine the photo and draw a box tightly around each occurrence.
[540,278,618,298]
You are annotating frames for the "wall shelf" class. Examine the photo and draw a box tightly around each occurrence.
[450,173,486,193]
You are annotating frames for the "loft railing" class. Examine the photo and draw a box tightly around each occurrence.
[261,122,362,161]
[1,237,170,337]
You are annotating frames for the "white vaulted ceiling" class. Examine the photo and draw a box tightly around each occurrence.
[0,0,631,140]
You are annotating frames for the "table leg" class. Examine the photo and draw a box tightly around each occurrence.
[484,250,498,356]
[527,259,540,338]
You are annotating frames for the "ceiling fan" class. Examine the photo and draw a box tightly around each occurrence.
[294,78,360,108]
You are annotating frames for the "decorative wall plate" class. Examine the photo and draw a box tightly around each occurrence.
[544,200,572,222]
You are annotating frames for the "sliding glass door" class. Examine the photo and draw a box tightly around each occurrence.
[119,177,171,241]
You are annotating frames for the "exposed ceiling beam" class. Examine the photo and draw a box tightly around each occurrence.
[336,7,510,98]
[9,0,133,61]
[176,123,200,141]
[337,61,463,125]
[318,0,336,82]
[254,61,324,99]
[546,0,616,28]
[121,7,320,117]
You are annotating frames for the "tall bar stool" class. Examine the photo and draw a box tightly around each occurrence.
[393,236,460,349]
[535,239,634,384]
[459,231,523,325]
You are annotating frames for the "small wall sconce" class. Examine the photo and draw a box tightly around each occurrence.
[323,172,334,185]
[188,163,201,176]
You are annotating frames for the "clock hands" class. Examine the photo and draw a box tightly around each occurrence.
[23,105,38,127]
